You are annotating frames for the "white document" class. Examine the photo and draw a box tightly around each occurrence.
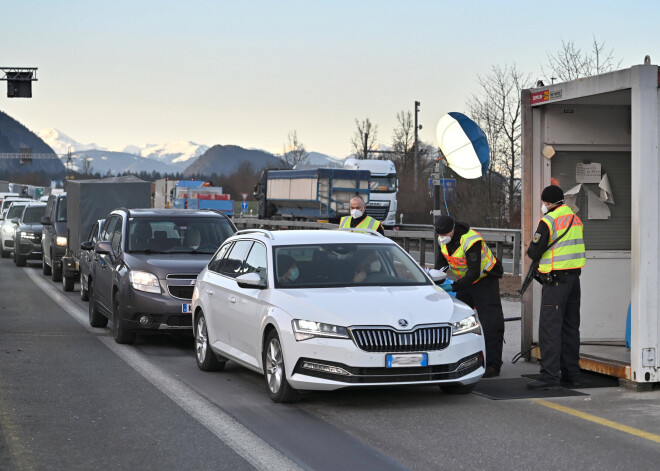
[585,186,611,219]
[563,184,582,213]
[599,174,615,204]
[576,162,601,183]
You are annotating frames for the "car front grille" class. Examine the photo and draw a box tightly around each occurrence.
[365,203,390,221]
[351,325,451,352]
[168,285,195,300]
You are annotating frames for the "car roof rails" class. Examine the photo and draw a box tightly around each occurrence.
[234,229,275,240]
[337,227,385,237]
[115,207,132,217]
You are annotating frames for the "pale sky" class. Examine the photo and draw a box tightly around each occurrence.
[2,0,659,158]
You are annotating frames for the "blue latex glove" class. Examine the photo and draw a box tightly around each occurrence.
[439,279,457,297]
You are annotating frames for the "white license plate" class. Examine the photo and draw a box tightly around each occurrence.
[182,303,192,313]
[386,353,428,368]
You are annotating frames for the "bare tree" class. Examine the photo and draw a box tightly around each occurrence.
[81,157,94,176]
[350,118,378,159]
[281,130,309,168]
[391,111,414,172]
[542,36,622,83]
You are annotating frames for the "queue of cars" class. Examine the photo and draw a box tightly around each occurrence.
[3,189,487,403]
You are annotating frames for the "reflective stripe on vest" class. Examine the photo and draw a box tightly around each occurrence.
[339,215,380,232]
[440,229,496,283]
[538,205,586,273]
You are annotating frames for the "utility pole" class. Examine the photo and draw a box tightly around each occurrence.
[363,131,369,160]
[413,101,421,190]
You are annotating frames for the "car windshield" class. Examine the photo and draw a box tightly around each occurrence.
[273,243,430,288]
[56,196,67,222]
[22,206,46,224]
[6,204,27,220]
[127,216,235,254]
[369,175,397,193]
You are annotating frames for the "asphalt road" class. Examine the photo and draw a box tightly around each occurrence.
[1,257,659,470]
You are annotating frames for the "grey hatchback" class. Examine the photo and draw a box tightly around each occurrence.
[87,208,236,344]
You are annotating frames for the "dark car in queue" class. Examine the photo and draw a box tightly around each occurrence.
[88,208,237,344]
[13,202,47,267]
[41,193,68,281]
[1,201,30,258]
[79,218,104,301]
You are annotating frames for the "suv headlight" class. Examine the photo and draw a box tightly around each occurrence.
[292,319,350,341]
[129,270,161,294]
[21,232,37,240]
[452,314,482,336]
[56,236,67,246]
[2,225,14,234]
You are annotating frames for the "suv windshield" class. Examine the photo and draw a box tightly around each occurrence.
[369,175,397,193]
[23,206,46,224]
[56,196,67,222]
[274,243,430,288]
[6,204,27,220]
[127,216,235,254]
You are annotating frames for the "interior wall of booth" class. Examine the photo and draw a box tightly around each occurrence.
[530,100,632,343]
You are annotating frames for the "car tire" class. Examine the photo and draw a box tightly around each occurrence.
[42,255,51,275]
[113,294,136,345]
[1,249,9,259]
[62,275,74,292]
[440,383,475,395]
[80,273,89,301]
[51,253,62,282]
[88,281,108,328]
[15,249,26,267]
[195,311,226,372]
[263,330,301,403]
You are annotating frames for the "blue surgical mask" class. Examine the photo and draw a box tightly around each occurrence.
[288,267,299,281]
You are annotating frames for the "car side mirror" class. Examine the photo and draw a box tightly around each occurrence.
[41,216,52,225]
[95,241,112,255]
[428,269,448,283]
[11,217,19,225]
[236,272,266,289]
[81,241,95,251]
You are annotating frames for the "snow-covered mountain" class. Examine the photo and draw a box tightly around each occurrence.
[37,128,106,155]
[66,150,178,175]
[134,141,209,170]
[307,151,345,168]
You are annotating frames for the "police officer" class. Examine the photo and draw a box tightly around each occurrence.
[526,185,586,390]
[434,215,505,377]
[338,196,385,235]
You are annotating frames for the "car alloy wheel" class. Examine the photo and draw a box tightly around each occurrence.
[113,295,136,345]
[88,282,108,328]
[263,330,300,403]
[195,312,225,371]
[42,253,51,275]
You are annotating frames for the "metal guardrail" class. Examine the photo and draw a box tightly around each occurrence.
[231,217,522,276]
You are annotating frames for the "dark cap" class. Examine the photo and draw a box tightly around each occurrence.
[541,185,564,204]
[434,215,455,235]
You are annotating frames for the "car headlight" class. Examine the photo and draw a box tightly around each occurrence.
[56,236,67,246]
[451,314,482,336]
[129,270,161,294]
[292,319,350,341]
[2,226,14,234]
[21,232,36,240]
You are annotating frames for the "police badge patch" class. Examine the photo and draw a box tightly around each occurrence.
[533,232,541,243]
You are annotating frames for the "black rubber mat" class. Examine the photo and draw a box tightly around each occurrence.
[522,371,620,389]
[472,377,587,400]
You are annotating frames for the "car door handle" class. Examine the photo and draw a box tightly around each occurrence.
[228,295,237,304]
[206,290,215,296]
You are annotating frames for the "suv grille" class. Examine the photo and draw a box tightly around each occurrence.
[351,326,451,352]
[168,286,195,300]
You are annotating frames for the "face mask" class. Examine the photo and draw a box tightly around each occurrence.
[288,267,299,281]
[437,235,451,245]
[541,204,549,215]
[370,260,381,272]
[350,209,363,219]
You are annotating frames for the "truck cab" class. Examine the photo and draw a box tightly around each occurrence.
[344,158,398,226]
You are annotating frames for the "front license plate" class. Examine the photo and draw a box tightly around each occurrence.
[182,303,192,313]
[386,353,428,368]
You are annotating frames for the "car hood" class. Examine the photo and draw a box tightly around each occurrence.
[19,224,43,233]
[123,253,210,278]
[266,285,474,329]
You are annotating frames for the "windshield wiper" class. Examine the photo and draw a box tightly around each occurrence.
[128,249,168,254]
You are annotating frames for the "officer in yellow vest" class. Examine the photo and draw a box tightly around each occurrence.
[525,185,586,390]
[434,215,504,378]
[338,196,384,235]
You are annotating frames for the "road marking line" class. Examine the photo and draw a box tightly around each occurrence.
[532,399,660,444]
[25,268,304,471]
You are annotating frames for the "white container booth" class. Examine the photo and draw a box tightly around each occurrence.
[521,61,659,387]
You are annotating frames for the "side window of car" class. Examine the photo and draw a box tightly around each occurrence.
[88,223,98,244]
[208,242,232,273]
[110,217,123,254]
[101,217,117,242]
[243,242,267,283]
[45,197,55,221]
[221,240,253,279]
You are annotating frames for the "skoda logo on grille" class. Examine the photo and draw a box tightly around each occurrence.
[398,319,408,328]
[190,280,196,286]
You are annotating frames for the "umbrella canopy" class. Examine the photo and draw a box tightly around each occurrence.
[436,112,490,179]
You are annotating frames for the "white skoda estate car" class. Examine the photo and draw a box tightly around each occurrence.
[192,229,485,402]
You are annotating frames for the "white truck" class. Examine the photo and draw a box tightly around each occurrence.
[343,158,398,226]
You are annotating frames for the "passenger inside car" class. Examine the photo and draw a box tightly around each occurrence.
[277,254,300,285]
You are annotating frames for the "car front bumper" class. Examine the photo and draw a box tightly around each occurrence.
[17,237,43,259]
[122,285,193,332]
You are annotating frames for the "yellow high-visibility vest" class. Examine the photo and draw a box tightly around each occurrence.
[538,205,586,273]
[339,215,381,232]
[440,229,496,283]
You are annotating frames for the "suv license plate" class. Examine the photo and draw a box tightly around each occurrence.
[182,303,192,313]
[386,353,428,368]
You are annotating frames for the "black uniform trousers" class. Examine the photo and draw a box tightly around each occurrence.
[538,271,581,384]
[455,276,504,371]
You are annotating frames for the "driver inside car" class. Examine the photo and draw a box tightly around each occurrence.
[353,251,382,282]
[183,227,201,250]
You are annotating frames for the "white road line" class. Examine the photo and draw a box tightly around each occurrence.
[25,269,304,471]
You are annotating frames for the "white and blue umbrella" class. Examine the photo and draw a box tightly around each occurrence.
[436,112,489,179]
